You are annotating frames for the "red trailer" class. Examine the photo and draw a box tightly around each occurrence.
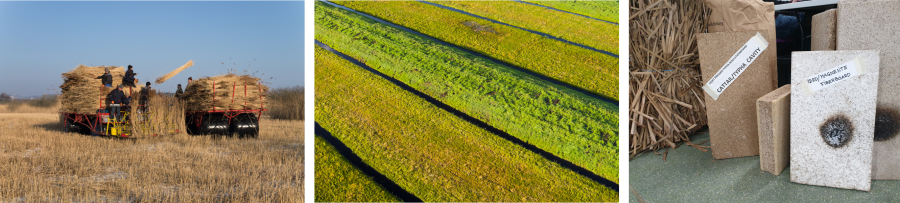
[60,85,145,138]
[185,81,266,138]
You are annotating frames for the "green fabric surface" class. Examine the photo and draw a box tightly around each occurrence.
[630,131,900,202]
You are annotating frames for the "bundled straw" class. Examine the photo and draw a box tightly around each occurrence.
[629,0,710,156]
[59,65,143,114]
[182,74,268,111]
[129,91,186,137]
[156,60,194,84]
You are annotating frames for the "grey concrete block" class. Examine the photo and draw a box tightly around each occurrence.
[790,50,880,191]
[757,85,791,175]
[836,0,900,180]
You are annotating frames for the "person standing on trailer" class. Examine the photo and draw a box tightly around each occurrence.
[95,68,113,87]
[123,65,138,87]
[140,82,152,111]
[108,85,128,120]
[175,84,184,99]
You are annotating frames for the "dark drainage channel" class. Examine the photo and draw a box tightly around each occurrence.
[314,123,423,202]
[418,0,618,58]
[319,0,618,106]
[317,41,619,192]
[514,0,619,25]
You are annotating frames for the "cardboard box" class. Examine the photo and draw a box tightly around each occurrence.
[757,85,791,175]
[836,0,900,180]
[697,31,776,159]
[790,50,879,191]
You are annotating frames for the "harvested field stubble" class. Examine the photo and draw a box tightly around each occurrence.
[0,113,303,202]
[182,74,269,111]
[60,65,143,114]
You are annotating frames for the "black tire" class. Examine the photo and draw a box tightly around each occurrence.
[186,115,200,135]
[231,113,259,138]
[200,114,231,136]
[64,118,85,135]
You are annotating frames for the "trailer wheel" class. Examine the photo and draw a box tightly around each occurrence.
[201,114,231,136]
[186,116,200,135]
[231,113,259,138]
[64,118,84,135]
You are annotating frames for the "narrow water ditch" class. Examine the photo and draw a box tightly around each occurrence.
[319,0,618,105]
[314,122,423,202]
[317,41,620,192]
[513,0,619,25]
[418,0,619,58]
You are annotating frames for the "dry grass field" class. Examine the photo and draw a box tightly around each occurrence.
[0,103,304,202]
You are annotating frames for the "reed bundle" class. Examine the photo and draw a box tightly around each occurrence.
[629,0,711,156]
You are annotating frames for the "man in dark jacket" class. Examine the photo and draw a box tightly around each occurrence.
[139,82,152,111]
[108,85,127,120]
[123,65,138,87]
[95,68,113,87]
[175,84,184,99]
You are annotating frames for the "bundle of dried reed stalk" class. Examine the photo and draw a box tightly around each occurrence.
[182,74,268,111]
[128,90,186,137]
[155,60,194,84]
[629,0,711,156]
[60,65,143,114]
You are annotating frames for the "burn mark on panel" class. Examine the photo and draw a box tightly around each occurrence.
[875,107,900,142]
[820,114,854,148]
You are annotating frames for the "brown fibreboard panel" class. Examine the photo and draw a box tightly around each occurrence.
[697,31,776,159]
[757,85,791,175]
[811,9,836,51]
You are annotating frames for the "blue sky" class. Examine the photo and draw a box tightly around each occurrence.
[0,1,304,98]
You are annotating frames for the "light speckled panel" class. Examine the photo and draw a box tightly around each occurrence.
[757,85,791,175]
[698,31,776,159]
[836,0,900,180]
[790,50,879,191]
[811,9,836,51]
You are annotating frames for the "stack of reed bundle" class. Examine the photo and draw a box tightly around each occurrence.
[181,74,268,111]
[59,65,143,114]
[629,0,711,156]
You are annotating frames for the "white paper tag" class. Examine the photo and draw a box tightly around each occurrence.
[799,56,866,96]
[702,32,769,101]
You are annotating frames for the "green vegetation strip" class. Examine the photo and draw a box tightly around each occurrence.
[428,1,617,55]
[522,0,619,23]
[315,46,617,201]
[316,1,619,183]
[314,136,400,202]
[329,0,618,100]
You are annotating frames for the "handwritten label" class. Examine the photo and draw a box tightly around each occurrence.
[799,56,866,96]
[702,32,769,100]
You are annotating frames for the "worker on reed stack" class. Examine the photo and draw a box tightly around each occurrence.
[175,84,184,99]
[184,77,194,93]
[95,68,113,87]
[108,85,128,120]
[123,65,138,87]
